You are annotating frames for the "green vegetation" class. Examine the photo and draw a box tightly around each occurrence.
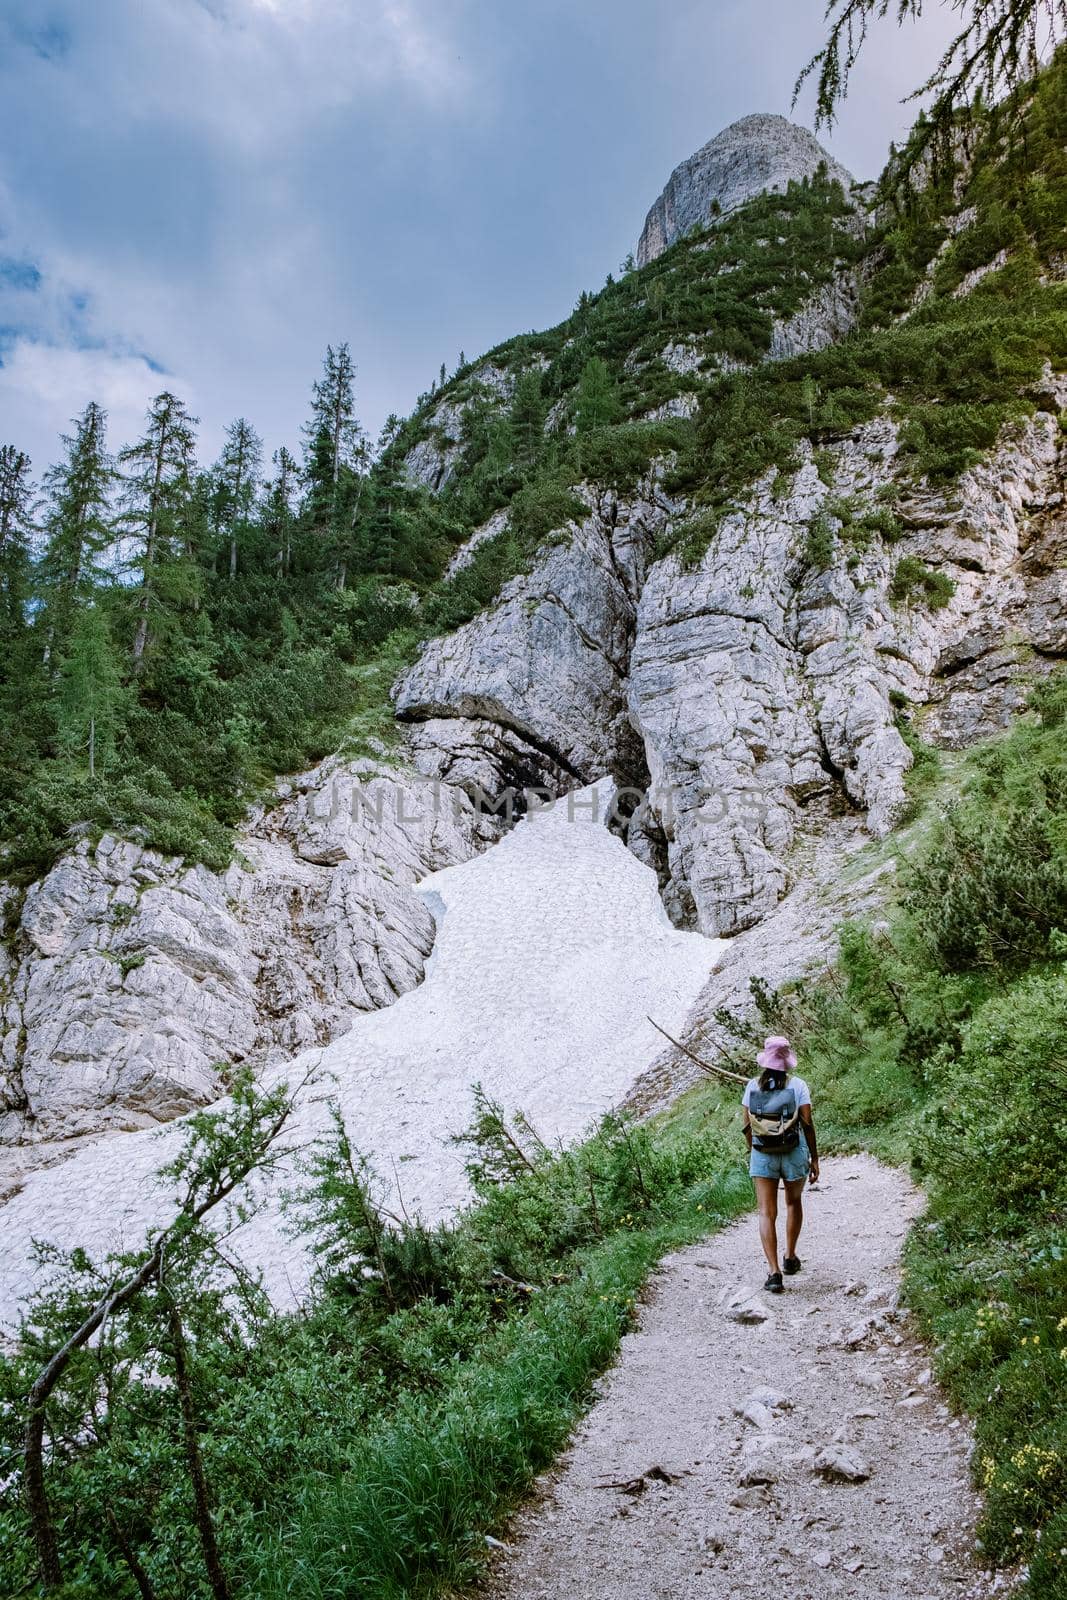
[0,356,471,882]
[669,678,1067,1596]
[6,680,1067,1595]
[8,53,1064,880]
[667,48,1067,559]
[889,555,956,610]
[800,0,1066,180]
[0,1085,749,1598]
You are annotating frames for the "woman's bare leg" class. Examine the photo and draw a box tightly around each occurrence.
[784,1176,806,1260]
[754,1177,780,1273]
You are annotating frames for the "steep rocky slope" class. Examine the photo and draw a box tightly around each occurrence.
[0,760,496,1190]
[1,72,1064,1226]
[636,112,855,265]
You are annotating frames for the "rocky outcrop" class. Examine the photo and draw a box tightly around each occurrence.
[394,483,670,799]
[397,382,1064,943]
[445,508,509,578]
[637,114,855,266]
[769,268,864,360]
[0,784,718,1318]
[400,398,467,493]
[0,758,494,1188]
[629,393,1066,934]
[401,360,518,492]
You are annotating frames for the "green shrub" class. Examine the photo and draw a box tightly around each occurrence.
[889,556,956,610]
[803,511,835,570]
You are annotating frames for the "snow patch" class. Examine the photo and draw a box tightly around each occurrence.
[0,787,721,1323]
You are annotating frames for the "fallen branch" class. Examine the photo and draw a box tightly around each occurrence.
[594,1465,680,1493]
[647,1018,749,1086]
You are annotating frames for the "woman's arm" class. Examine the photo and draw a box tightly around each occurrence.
[800,1105,819,1184]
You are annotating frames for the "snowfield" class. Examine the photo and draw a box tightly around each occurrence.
[0,784,721,1323]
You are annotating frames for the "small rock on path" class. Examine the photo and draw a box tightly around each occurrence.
[486,1155,990,1600]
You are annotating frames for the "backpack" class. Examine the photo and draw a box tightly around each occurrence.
[748,1076,801,1153]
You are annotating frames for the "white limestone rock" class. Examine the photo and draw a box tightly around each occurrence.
[637,114,855,266]
[628,395,1066,935]
[0,785,719,1321]
[401,361,518,492]
[0,757,493,1184]
[394,483,666,793]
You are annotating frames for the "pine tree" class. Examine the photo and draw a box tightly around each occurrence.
[0,444,36,640]
[303,343,363,493]
[213,418,262,580]
[575,356,620,435]
[38,402,115,661]
[302,345,367,582]
[509,368,546,470]
[265,446,298,577]
[118,392,199,664]
[55,605,125,778]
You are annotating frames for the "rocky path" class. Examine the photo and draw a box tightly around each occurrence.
[488,1155,992,1600]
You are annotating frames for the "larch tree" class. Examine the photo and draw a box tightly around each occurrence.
[304,343,364,494]
[38,402,116,662]
[798,0,1066,169]
[0,445,36,642]
[55,604,125,779]
[118,392,199,665]
[509,368,547,470]
[575,356,620,436]
[265,445,299,577]
[303,344,368,583]
[213,417,263,580]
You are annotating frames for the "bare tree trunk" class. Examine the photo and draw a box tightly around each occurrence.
[24,1239,166,1589]
[23,1402,62,1590]
[167,1302,232,1600]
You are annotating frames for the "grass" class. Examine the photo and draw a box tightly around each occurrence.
[249,1182,750,1600]
[0,1100,752,1599]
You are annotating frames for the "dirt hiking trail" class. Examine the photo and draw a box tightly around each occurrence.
[488,1155,997,1600]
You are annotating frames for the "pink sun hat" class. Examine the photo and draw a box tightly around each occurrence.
[756,1035,797,1072]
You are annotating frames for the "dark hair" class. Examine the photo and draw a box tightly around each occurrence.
[758,1067,790,1092]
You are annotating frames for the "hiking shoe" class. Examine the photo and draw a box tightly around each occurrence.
[764,1272,784,1294]
[783,1256,802,1276]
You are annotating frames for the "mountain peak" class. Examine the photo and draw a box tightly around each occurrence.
[636,112,855,266]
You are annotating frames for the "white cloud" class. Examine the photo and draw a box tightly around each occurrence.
[108,0,473,150]
[0,341,196,471]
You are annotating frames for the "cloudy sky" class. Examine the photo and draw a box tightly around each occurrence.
[0,0,958,474]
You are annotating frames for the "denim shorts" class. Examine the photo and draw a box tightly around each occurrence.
[749,1142,810,1182]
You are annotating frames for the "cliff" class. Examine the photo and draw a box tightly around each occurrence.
[636,113,855,266]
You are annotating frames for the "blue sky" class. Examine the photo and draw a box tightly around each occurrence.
[0,0,958,475]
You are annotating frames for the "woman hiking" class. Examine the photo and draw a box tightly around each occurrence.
[742,1035,819,1293]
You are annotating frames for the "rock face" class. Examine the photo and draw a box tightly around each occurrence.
[0,785,719,1317]
[0,758,494,1187]
[401,360,518,492]
[400,382,1066,939]
[636,114,855,266]
[630,395,1066,934]
[2,103,1064,1253]
[394,483,669,800]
